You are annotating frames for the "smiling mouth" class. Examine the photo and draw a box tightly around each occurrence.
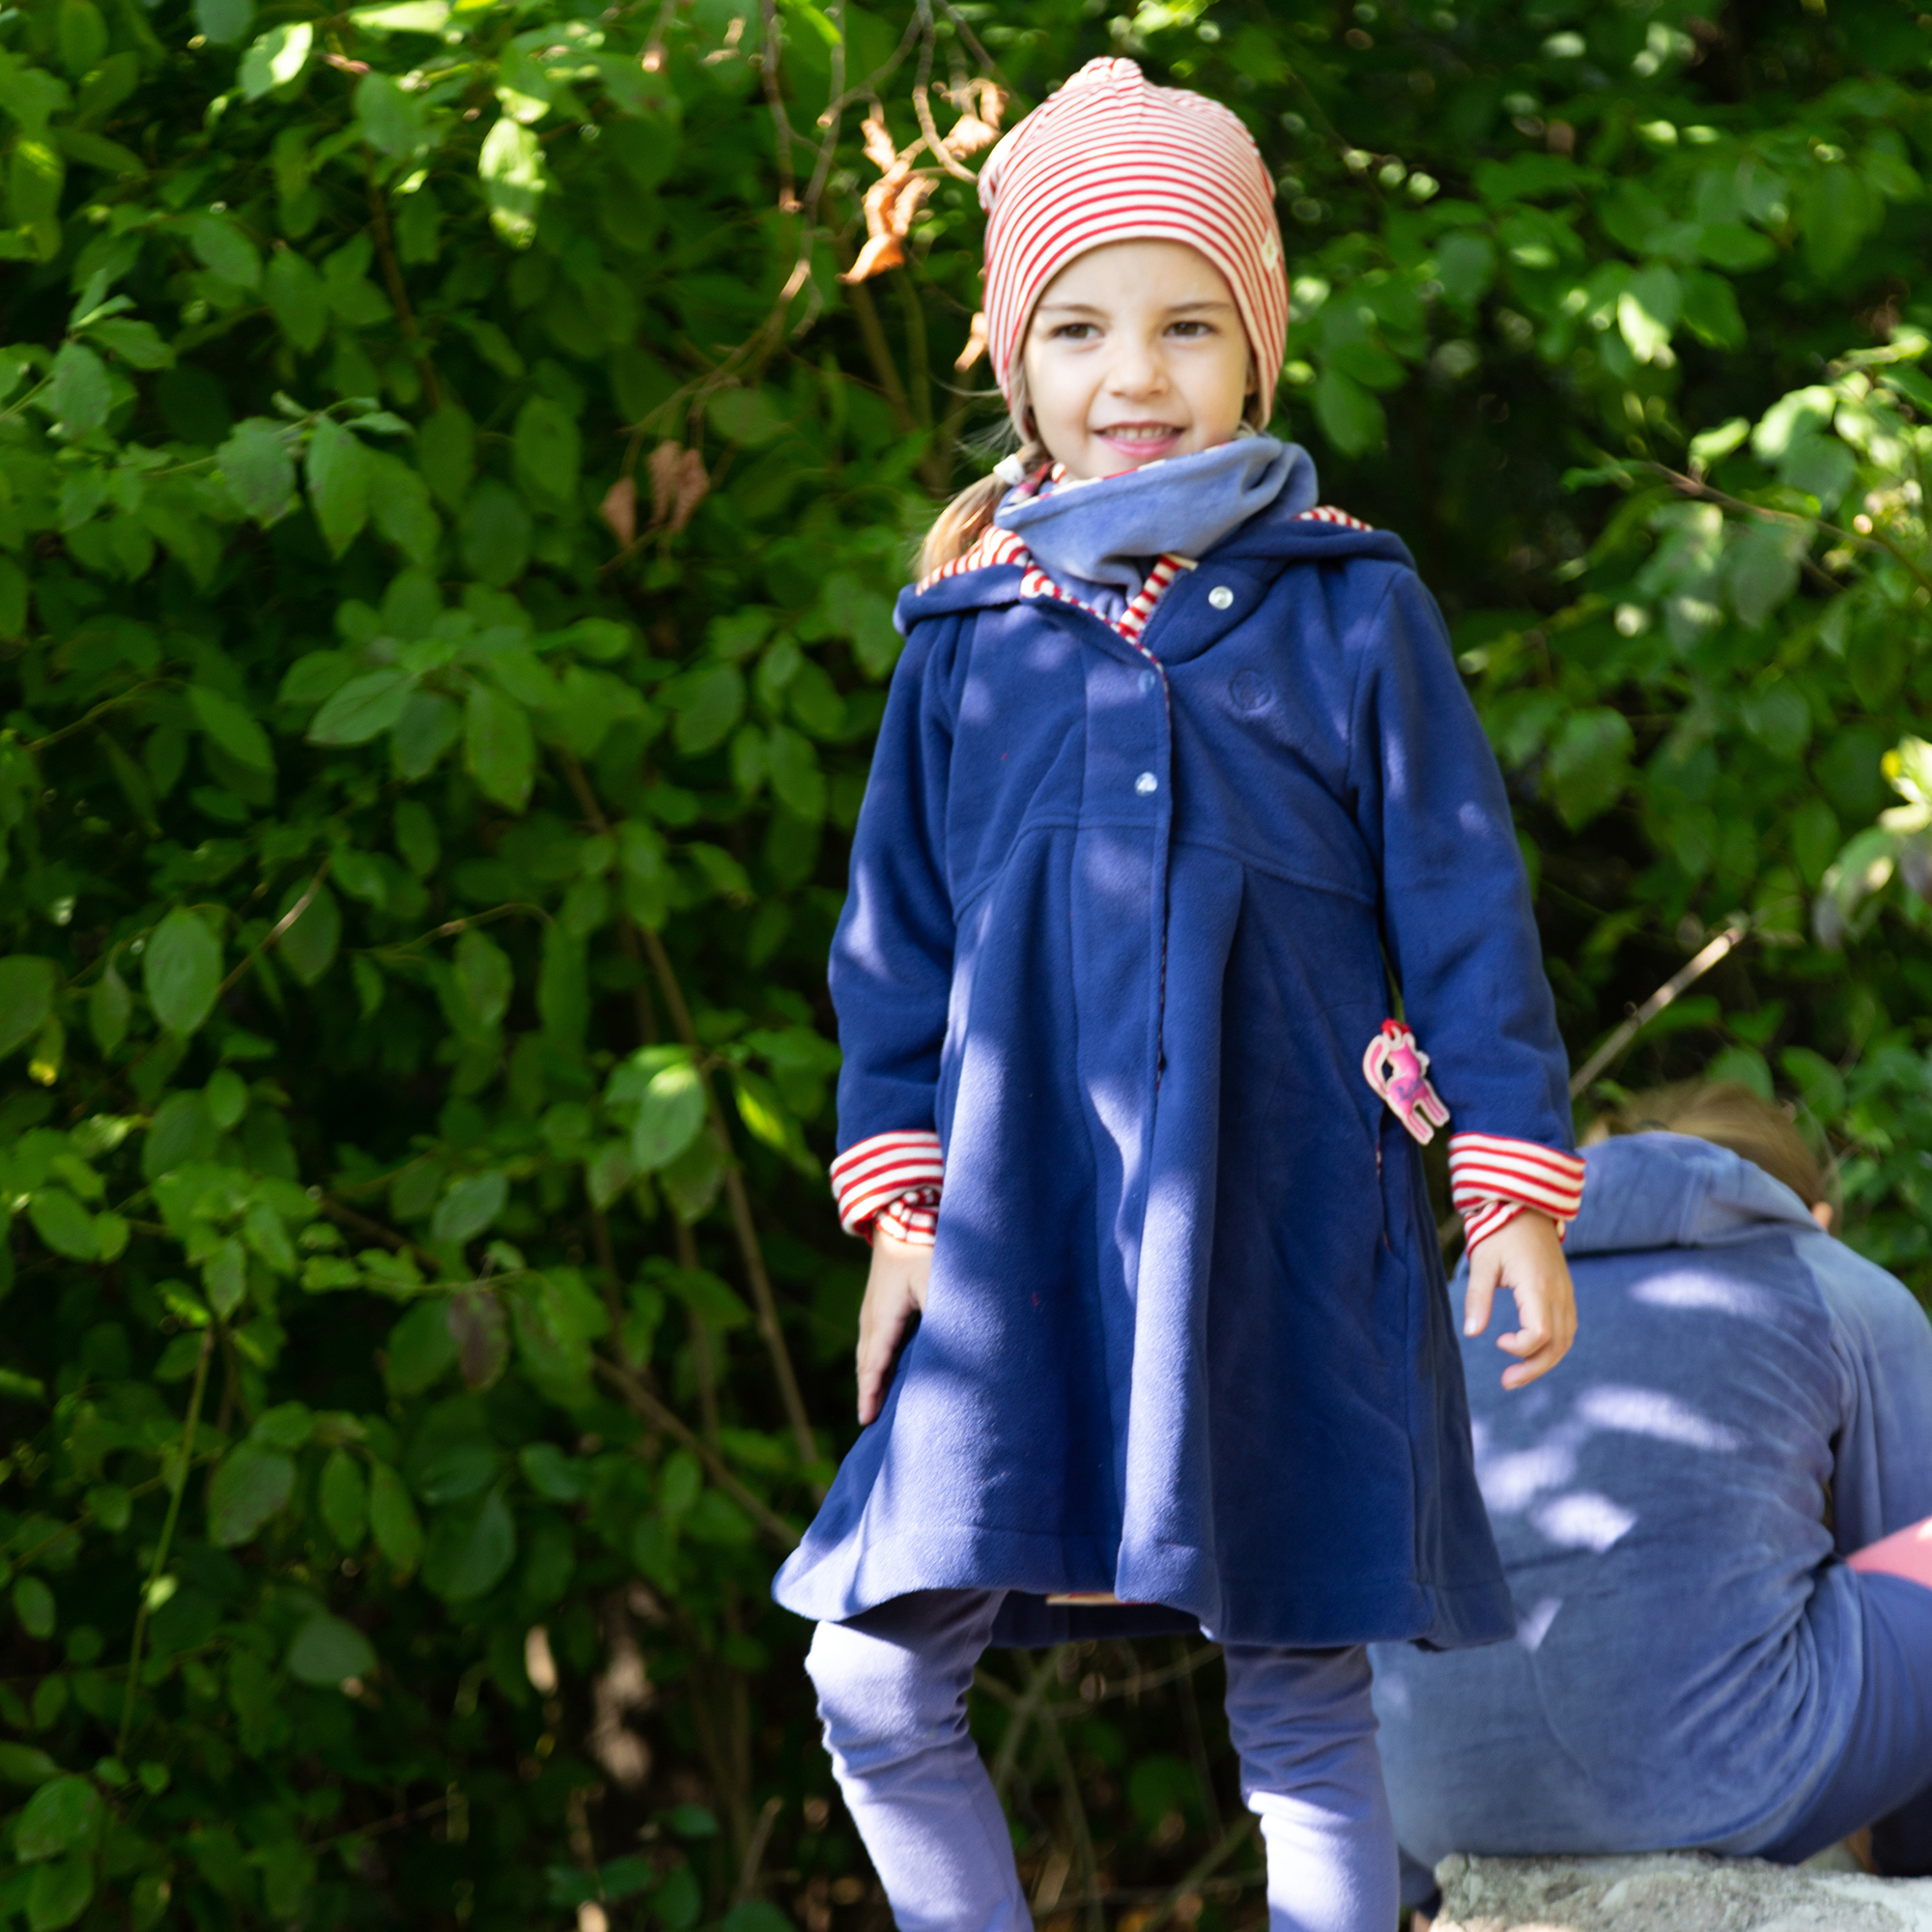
[1095,424,1185,442]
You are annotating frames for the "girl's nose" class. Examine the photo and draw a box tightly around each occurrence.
[1105,341,1167,397]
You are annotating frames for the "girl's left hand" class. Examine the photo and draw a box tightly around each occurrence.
[855,1228,931,1425]
[1463,1209,1577,1389]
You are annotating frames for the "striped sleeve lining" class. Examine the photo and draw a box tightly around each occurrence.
[1448,1134,1586,1249]
[829,1130,945,1240]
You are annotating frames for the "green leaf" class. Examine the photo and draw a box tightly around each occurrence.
[239,20,311,99]
[13,1575,55,1638]
[465,684,535,810]
[277,880,341,984]
[178,211,260,287]
[513,395,581,501]
[368,1459,424,1577]
[421,1486,516,1602]
[632,1060,706,1173]
[0,1744,60,1785]
[766,724,826,822]
[306,417,374,556]
[1312,366,1385,456]
[47,343,110,437]
[0,955,56,1058]
[418,406,475,508]
[671,664,745,756]
[193,0,253,43]
[215,419,298,526]
[1546,707,1634,830]
[384,1299,457,1397]
[479,116,547,247]
[308,669,414,746]
[458,479,531,586]
[27,1857,94,1931]
[432,1170,507,1244]
[1617,264,1681,364]
[366,452,440,566]
[188,684,274,772]
[14,1776,100,1861]
[264,249,327,353]
[27,1190,96,1261]
[144,906,222,1037]
[86,318,173,369]
[207,1442,296,1546]
[354,71,426,156]
[286,1612,376,1687]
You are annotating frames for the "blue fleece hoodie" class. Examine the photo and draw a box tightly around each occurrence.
[1371,1132,1932,1860]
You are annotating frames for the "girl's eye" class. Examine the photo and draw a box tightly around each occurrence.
[1169,320,1214,338]
[1051,322,1097,340]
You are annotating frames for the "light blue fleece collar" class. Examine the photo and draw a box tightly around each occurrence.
[992,435,1320,621]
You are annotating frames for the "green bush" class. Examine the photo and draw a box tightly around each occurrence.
[1,0,1930,1925]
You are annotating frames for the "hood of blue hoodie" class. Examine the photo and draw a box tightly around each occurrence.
[896,471,1412,633]
[1565,1132,1819,1256]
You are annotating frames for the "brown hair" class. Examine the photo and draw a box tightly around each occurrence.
[1583,1079,1829,1208]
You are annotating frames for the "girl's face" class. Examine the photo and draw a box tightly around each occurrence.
[1019,240,1254,482]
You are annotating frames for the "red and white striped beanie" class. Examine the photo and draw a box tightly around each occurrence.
[978,58,1288,431]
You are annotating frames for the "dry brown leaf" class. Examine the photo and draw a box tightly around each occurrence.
[953,310,988,372]
[668,447,709,534]
[600,474,638,548]
[888,175,935,238]
[647,440,684,527]
[841,232,905,282]
[861,111,897,174]
[944,113,998,159]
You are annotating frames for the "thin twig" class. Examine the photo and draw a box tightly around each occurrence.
[1568,918,1751,1095]
[1108,1814,1263,1932]
[911,83,977,182]
[215,856,330,1000]
[1652,463,1932,597]
[593,1356,801,1548]
[1041,1708,1103,1932]
[365,164,441,410]
[990,1648,1062,1800]
[319,1195,442,1274]
[755,0,799,212]
[22,679,166,754]
[119,1326,213,1757]
[555,750,819,1481]
[733,1794,783,1904]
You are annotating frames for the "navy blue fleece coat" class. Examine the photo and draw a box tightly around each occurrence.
[771,497,1573,1649]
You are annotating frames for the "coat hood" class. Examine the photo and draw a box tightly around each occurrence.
[1565,1132,1819,1257]
[897,487,1413,631]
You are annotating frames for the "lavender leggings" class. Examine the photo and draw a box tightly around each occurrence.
[806,1591,1397,1932]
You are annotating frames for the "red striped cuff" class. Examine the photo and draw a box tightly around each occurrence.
[1448,1134,1586,1248]
[830,1130,945,1239]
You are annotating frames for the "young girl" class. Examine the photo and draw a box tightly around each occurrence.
[773,58,1583,1931]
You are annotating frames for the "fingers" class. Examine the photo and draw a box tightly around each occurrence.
[1493,1279,1577,1390]
[854,1257,923,1426]
[1462,1244,1498,1339]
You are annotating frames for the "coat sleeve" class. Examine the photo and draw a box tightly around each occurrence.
[1345,567,1576,1162]
[828,617,958,1187]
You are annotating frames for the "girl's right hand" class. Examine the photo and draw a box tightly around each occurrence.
[856,1229,932,1425]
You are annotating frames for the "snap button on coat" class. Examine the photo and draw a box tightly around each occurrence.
[1208,584,1235,609]
[1135,772,1158,795]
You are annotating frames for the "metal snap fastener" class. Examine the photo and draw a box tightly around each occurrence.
[1135,772,1158,796]
[1138,668,1156,695]
[1208,584,1235,610]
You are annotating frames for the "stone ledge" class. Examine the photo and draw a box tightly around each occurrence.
[1434,1852,1932,1932]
